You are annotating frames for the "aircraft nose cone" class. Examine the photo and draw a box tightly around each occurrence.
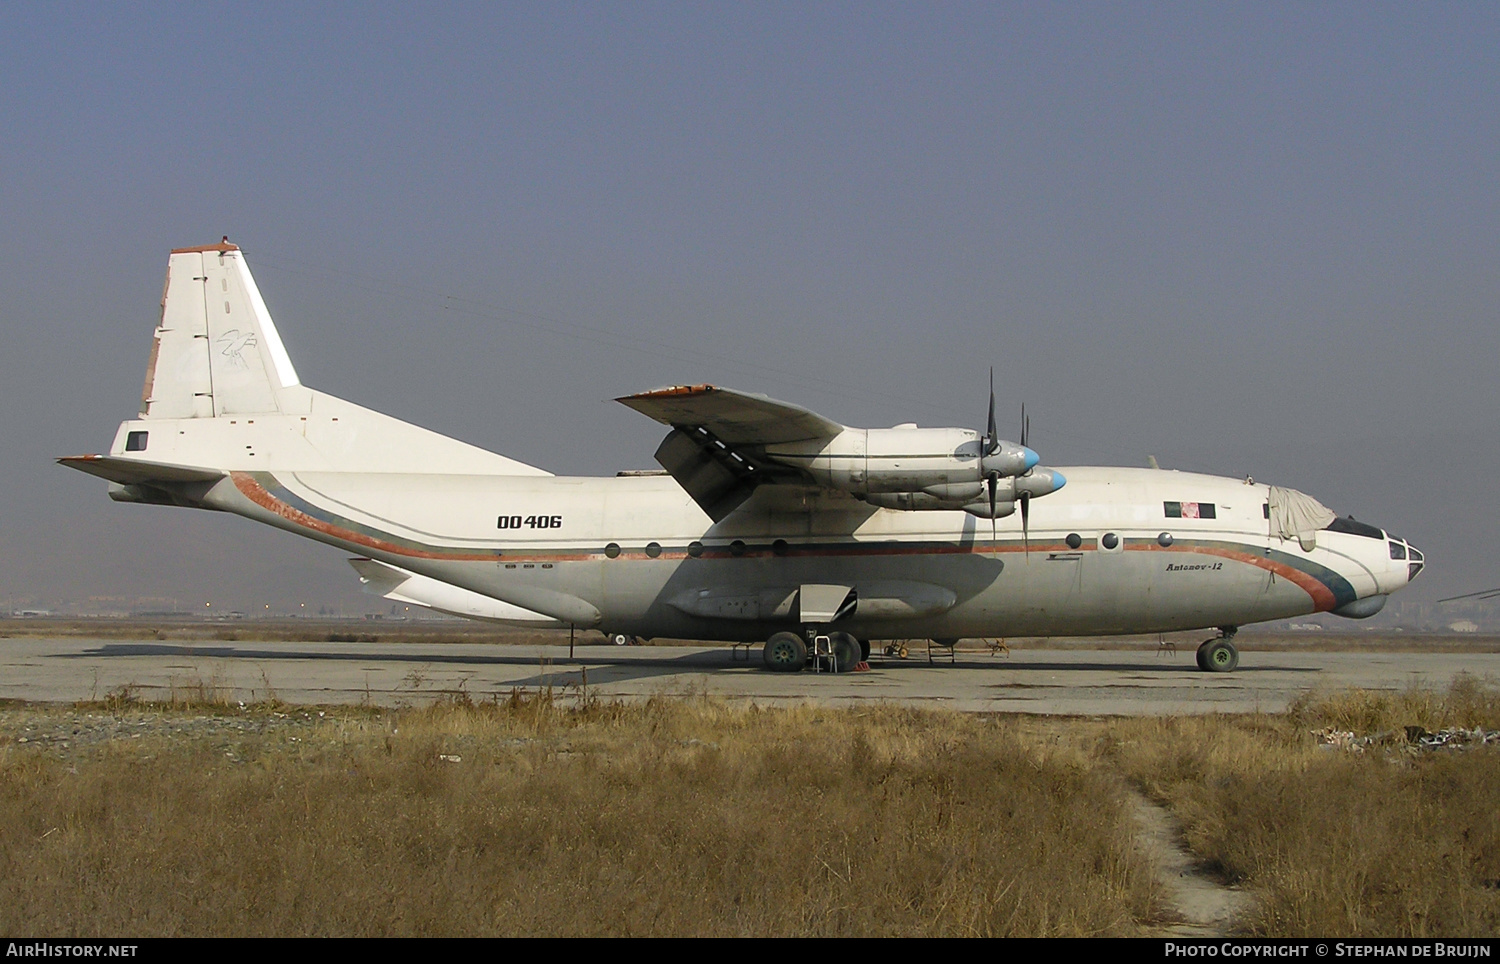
[1022,447,1040,471]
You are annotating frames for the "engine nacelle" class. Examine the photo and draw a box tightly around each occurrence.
[764,427,1037,498]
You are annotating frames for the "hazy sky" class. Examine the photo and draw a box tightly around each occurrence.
[3,3,1497,613]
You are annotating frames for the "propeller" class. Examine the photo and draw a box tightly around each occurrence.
[977,370,1051,551]
[1019,403,1031,556]
[983,369,1000,541]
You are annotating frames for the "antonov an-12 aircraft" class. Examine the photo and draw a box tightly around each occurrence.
[61,242,1424,673]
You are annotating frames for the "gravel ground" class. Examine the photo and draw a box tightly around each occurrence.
[0,704,340,757]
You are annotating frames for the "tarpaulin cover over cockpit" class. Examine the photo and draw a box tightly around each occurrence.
[1269,485,1337,551]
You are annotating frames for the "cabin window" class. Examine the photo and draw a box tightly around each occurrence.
[125,431,148,452]
[645,542,662,558]
[1164,501,1215,519]
[1101,532,1119,550]
[729,540,746,556]
[604,543,621,559]
[772,539,789,556]
[687,541,704,558]
[1158,532,1173,547]
[1065,533,1082,550]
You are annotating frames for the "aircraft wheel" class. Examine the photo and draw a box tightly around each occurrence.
[763,632,807,672]
[857,637,870,662]
[829,632,861,672]
[1201,639,1239,673]
[1195,641,1211,671]
[611,633,631,646]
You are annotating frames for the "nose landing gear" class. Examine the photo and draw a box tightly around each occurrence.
[1195,627,1239,673]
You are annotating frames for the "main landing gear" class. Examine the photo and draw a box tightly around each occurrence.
[1195,627,1239,673]
[762,630,868,673]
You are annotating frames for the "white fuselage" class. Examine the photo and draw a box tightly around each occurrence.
[112,406,1407,641]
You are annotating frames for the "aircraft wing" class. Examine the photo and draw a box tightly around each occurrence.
[616,385,845,521]
[616,384,844,444]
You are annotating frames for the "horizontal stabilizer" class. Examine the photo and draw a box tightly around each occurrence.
[57,454,224,486]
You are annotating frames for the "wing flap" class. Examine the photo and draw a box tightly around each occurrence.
[653,429,759,522]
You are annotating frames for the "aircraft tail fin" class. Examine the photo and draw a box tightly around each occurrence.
[114,241,551,477]
[141,240,301,419]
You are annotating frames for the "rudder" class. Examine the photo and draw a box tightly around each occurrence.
[141,240,301,419]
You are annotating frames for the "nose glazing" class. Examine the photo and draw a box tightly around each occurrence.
[1406,542,1424,582]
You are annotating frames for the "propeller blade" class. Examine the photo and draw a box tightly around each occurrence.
[986,368,998,456]
[988,472,998,542]
[1020,491,1031,557]
[1020,403,1028,449]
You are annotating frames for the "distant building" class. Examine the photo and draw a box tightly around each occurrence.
[1448,619,1480,633]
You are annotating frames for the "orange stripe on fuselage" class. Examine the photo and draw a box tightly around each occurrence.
[232,472,504,562]
[1126,543,1337,611]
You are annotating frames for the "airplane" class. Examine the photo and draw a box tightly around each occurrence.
[60,241,1425,674]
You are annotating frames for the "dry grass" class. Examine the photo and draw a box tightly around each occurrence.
[9,679,1499,937]
[1289,673,1500,734]
[0,695,1156,937]
[1101,677,1500,937]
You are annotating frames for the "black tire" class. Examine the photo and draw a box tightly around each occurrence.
[1202,639,1239,673]
[763,632,807,672]
[829,632,861,672]
[1195,641,1210,671]
[857,637,870,662]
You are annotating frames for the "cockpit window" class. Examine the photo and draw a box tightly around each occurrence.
[1325,516,1384,540]
[125,431,148,452]
[1164,501,1216,519]
[1389,541,1407,560]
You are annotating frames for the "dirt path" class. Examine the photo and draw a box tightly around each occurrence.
[1130,790,1252,936]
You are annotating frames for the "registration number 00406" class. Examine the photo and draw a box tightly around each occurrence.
[497,515,563,530]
